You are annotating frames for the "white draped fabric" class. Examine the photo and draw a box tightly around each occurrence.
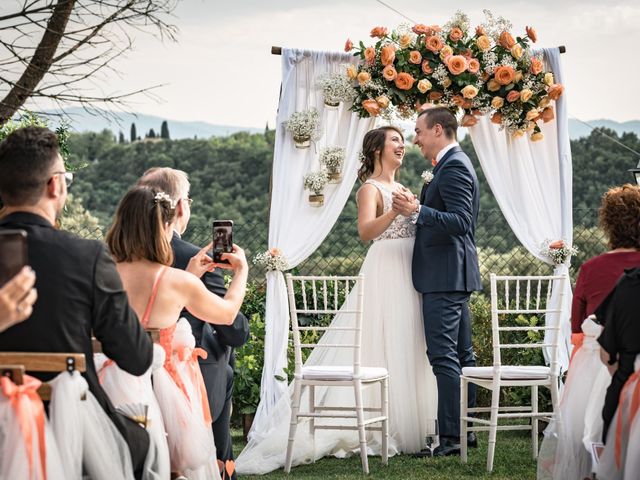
[467,48,573,371]
[253,48,375,433]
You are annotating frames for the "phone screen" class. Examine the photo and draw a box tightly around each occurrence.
[0,230,28,287]
[212,220,233,264]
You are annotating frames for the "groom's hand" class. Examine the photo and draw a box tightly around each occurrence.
[392,189,419,217]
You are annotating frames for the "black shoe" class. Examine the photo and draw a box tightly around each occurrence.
[433,436,461,457]
[467,432,478,448]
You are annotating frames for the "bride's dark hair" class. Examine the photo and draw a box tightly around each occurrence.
[357,125,405,183]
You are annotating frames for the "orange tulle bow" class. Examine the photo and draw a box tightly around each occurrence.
[615,370,640,468]
[0,374,47,480]
[569,333,584,364]
[176,345,212,424]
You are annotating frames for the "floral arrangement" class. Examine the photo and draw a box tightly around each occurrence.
[319,146,346,172]
[344,10,563,140]
[303,170,329,195]
[317,72,357,106]
[421,169,434,184]
[284,108,321,143]
[253,248,289,272]
[540,239,578,265]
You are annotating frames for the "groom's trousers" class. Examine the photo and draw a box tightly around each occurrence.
[422,292,477,439]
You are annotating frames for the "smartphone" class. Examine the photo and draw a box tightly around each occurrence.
[0,229,28,287]
[212,220,233,264]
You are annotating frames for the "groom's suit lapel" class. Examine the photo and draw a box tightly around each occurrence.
[421,146,462,204]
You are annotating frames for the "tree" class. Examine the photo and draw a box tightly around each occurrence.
[0,1,179,123]
[130,123,137,143]
[147,128,156,138]
[160,120,170,139]
[118,131,125,144]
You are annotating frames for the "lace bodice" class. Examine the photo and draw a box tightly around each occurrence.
[364,179,417,241]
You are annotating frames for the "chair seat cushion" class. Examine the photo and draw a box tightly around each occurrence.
[301,365,388,381]
[462,365,550,380]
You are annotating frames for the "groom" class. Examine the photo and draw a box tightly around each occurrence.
[392,107,482,456]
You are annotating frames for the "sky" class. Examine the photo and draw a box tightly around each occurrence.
[26,0,640,129]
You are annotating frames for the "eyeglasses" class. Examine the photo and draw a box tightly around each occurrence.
[183,194,193,206]
[50,171,74,188]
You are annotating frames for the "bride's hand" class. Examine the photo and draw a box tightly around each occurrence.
[186,242,216,278]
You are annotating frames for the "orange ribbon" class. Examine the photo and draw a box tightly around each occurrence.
[217,459,236,479]
[615,370,640,468]
[569,333,584,364]
[176,346,212,425]
[0,374,47,480]
[97,358,114,384]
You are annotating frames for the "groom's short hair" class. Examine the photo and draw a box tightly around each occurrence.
[137,167,190,202]
[418,107,457,140]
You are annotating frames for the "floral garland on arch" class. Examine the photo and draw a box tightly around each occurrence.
[344,10,564,141]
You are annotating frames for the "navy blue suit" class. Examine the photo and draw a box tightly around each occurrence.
[412,145,481,439]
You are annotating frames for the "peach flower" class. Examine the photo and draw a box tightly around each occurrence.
[461,114,478,127]
[382,65,397,81]
[525,108,540,121]
[530,58,543,75]
[548,84,564,100]
[468,58,480,74]
[487,79,501,92]
[395,72,416,90]
[476,35,491,51]
[417,79,432,93]
[531,132,544,142]
[511,130,525,139]
[370,26,388,38]
[364,47,376,64]
[451,95,465,107]
[544,72,554,86]
[362,99,381,116]
[429,91,443,101]
[346,65,358,80]
[499,31,516,49]
[475,25,486,36]
[507,90,521,103]
[442,77,452,88]
[491,112,503,124]
[511,44,523,60]
[376,95,390,109]
[447,55,467,75]
[464,100,474,110]
[541,107,555,123]
[449,27,464,42]
[539,97,551,109]
[399,34,412,49]
[491,96,504,109]
[494,65,515,85]
[357,71,371,85]
[520,88,533,102]
[439,45,453,60]
[409,50,422,64]
[425,35,444,52]
[461,85,479,99]
[549,240,565,249]
[412,24,430,35]
[514,70,524,83]
[526,26,537,43]
[269,248,281,256]
[344,39,353,52]
[421,60,433,74]
[380,45,396,66]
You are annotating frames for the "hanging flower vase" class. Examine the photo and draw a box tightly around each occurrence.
[293,135,311,149]
[308,193,324,207]
[327,169,342,183]
[324,100,340,110]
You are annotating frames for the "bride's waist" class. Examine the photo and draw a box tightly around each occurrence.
[373,235,415,243]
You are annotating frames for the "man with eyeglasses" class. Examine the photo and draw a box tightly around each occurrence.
[138,167,249,479]
[0,126,153,479]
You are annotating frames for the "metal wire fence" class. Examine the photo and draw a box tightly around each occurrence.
[73,209,606,285]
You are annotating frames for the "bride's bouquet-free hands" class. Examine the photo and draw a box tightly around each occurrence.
[391,186,418,216]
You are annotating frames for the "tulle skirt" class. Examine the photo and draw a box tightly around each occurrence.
[236,237,438,474]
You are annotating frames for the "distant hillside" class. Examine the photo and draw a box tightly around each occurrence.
[41,107,262,139]
[568,118,640,140]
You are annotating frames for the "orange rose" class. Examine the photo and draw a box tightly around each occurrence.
[357,71,371,85]
[461,114,478,127]
[487,79,501,92]
[370,26,388,38]
[380,45,396,66]
[548,83,564,100]
[491,96,504,109]
[549,240,565,249]
[364,47,376,65]
[425,35,444,52]
[376,95,390,109]
[512,130,525,139]
[464,100,475,110]
[346,64,357,80]
[344,39,353,52]
[530,58,543,75]
[475,25,486,37]
[499,31,516,49]
[451,95,465,107]
[417,79,432,93]
[476,35,491,51]
[491,112,503,124]
[468,58,480,73]
[412,24,430,35]
[539,97,551,109]
[494,65,515,85]
[461,85,479,99]
[541,106,555,123]
[520,88,533,102]
[449,27,464,42]
[382,64,397,81]
[409,50,422,64]
[394,72,415,91]
[269,248,281,256]
[428,91,443,102]
[526,26,537,43]
[525,108,540,121]
[362,99,381,117]
[511,44,523,60]
[506,90,521,103]
[442,77,452,88]
[439,45,453,60]
[422,60,433,74]
[399,34,412,49]
[531,132,544,142]
[515,70,523,83]
[447,55,467,75]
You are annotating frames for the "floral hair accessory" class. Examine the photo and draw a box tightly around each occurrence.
[153,191,177,209]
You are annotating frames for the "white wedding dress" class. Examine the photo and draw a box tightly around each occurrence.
[236,179,438,474]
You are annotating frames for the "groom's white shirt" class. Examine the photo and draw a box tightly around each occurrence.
[435,141,459,165]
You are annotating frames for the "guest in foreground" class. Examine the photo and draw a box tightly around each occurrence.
[0,266,37,333]
[0,126,153,478]
[137,167,250,478]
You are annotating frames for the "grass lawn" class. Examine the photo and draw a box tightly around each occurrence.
[232,428,538,479]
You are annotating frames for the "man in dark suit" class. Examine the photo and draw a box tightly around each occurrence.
[393,107,482,456]
[138,167,250,476]
[0,127,153,478]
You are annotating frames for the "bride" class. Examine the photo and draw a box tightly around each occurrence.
[236,126,437,474]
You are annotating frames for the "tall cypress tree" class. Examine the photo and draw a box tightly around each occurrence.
[130,123,137,143]
[160,120,170,140]
[118,131,125,144]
